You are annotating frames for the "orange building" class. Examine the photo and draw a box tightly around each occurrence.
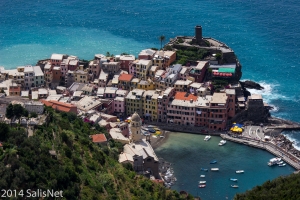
[40,100,77,114]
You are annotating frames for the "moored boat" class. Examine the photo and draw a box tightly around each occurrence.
[230,178,238,182]
[210,160,217,164]
[268,157,282,166]
[278,163,286,167]
[200,175,205,178]
[231,185,239,188]
[218,140,227,146]
[201,168,208,171]
[199,181,206,184]
[236,170,244,174]
[204,135,211,141]
[211,168,219,171]
[198,184,206,188]
[277,161,284,165]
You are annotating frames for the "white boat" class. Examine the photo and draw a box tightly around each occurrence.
[199,181,206,184]
[278,163,286,167]
[200,175,205,178]
[218,140,227,146]
[211,168,219,171]
[236,170,244,174]
[230,178,238,182]
[277,161,284,165]
[231,185,239,188]
[268,157,282,166]
[198,184,206,188]
[204,135,211,141]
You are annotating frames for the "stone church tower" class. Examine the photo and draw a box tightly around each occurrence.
[130,112,142,143]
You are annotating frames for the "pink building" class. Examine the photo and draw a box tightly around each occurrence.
[167,92,198,125]
[157,87,175,122]
[60,59,69,77]
[117,122,129,137]
[50,54,67,66]
[226,89,236,118]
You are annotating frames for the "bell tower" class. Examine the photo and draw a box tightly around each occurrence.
[130,112,142,143]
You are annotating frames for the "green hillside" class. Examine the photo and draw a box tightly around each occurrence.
[0,107,192,200]
[234,173,300,200]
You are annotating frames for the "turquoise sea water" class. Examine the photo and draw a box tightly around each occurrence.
[1,0,300,198]
[155,133,295,200]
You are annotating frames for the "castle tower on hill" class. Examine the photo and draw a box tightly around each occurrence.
[195,25,203,43]
[130,112,142,143]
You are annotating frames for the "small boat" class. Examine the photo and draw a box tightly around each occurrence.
[231,185,239,188]
[236,170,244,174]
[199,181,206,184]
[211,168,219,171]
[268,157,282,166]
[278,163,286,167]
[198,184,206,188]
[210,160,217,164]
[201,168,208,171]
[218,140,227,146]
[230,178,238,182]
[277,161,284,165]
[200,175,205,178]
[204,135,211,141]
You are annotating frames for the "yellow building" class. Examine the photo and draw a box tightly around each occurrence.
[134,59,152,79]
[142,90,159,121]
[152,51,176,69]
[137,79,155,91]
[125,89,145,117]
[74,70,88,83]
[130,78,140,91]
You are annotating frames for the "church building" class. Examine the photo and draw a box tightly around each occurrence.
[119,112,160,178]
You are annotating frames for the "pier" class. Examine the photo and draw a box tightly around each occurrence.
[221,134,300,170]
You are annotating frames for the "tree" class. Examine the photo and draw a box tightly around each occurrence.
[0,123,9,141]
[159,35,165,50]
[106,52,111,57]
[30,112,38,118]
[6,104,14,119]
[13,104,24,120]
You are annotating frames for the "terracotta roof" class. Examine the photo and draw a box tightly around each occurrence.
[40,99,77,113]
[118,74,133,82]
[174,92,198,101]
[91,134,107,143]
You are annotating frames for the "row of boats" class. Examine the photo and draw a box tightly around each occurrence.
[268,157,286,167]
[204,135,227,146]
[198,160,244,188]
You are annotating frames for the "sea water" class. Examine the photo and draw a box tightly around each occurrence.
[1,0,300,198]
[155,133,295,200]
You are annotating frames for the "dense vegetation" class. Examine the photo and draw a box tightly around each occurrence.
[234,173,300,200]
[0,106,191,199]
[173,47,209,65]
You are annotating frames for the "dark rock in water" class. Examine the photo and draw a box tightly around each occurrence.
[240,80,264,90]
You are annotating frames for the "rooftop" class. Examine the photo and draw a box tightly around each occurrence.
[119,74,133,82]
[249,94,263,100]
[210,93,228,104]
[174,92,198,101]
[91,134,107,143]
[120,55,135,61]
[51,53,65,60]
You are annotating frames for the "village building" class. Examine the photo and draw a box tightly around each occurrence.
[119,54,135,72]
[23,65,44,89]
[138,49,156,60]
[91,133,107,145]
[40,100,77,114]
[74,69,88,84]
[118,74,134,90]
[119,112,159,178]
[125,89,145,117]
[174,79,193,92]
[188,61,209,83]
[142,90,159,121]
[152,50,176,69]
[76,96,102,112]
[137,79,155,91]
[98,70,109,87]
[167,92,198,125]
[23,101,44,114]
[157,87,176,122]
